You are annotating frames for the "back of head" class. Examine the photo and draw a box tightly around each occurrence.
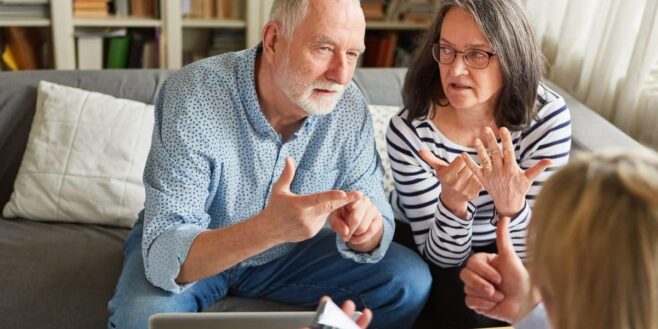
[530,150,658,329]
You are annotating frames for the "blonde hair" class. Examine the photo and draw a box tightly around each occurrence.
[529,150,658,329]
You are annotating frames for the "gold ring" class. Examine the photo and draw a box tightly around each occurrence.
[482,161,492,170]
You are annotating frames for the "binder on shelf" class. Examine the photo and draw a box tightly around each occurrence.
[105,34,131,69]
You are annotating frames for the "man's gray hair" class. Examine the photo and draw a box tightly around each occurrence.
[269,0,361,40]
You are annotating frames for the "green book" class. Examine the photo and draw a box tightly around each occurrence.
[105,35,131,69]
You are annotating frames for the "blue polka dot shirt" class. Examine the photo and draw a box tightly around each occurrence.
[141,47,395,292]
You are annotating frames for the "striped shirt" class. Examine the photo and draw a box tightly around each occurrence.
[386,84,571,267]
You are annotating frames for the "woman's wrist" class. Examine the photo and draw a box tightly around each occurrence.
[497,201,526,218]
[439,194,468,219]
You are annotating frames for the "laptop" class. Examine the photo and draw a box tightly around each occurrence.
[149,311,316,329]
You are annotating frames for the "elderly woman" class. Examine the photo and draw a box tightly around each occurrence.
[385,0,571,327]
[461,150,658,329]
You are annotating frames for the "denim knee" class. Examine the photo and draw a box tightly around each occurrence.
[108,291,195,329]
[377,243,432,306]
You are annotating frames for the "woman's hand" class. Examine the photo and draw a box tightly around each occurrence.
[419,149,482,218]
[461,127,551,217]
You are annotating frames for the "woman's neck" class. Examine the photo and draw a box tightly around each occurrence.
[432,103,498,147]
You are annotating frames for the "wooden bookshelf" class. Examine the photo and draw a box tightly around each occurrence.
[74,17,163,28]
[0,0,433,71]
[0,18,51,27]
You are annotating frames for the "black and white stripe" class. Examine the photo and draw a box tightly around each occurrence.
[386,84,572,267]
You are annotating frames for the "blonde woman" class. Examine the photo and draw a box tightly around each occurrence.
[461,150,658,329]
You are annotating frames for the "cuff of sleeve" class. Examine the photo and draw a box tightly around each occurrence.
[491,202,530,226]
[437,198,477,227]
[144,224,207,293]
[335,215,395,263]
[513,303,550,329]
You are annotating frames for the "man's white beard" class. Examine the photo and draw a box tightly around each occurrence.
[277,61,346,116]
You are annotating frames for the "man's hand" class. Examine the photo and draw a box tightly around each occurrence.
[262,157,358,244]
[419,149,482,219]
[460,216,540,323]
[328,193,384,252]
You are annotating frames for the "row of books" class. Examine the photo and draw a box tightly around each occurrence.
[0,27,53,71]
[0,0,49,19]
[73,0,159,19]
[361,31,418,67]
[182,28,244,65]
[181,0,242,20]
[362,0,439,24]
[76,28,159,69]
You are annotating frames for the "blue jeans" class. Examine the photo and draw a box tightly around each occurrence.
[108,223,431,329]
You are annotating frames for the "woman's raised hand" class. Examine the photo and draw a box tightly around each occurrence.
[419,149,482,218]
[461,127,551,217]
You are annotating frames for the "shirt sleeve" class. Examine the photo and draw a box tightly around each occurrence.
[334,100,395,263]
[510,90,572,259]
[386,114,476,267]
[141,76,215,293]
[514,303,551,329]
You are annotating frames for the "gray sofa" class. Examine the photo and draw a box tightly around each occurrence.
[0,68,644,329]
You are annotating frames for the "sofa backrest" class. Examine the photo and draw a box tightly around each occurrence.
[0,68,645,208]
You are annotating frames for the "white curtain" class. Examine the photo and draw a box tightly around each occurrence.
[523,0,658,149]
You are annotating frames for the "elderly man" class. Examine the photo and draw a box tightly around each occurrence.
[107,1,431,328]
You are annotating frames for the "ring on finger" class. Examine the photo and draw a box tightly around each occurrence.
[482,160,492,170]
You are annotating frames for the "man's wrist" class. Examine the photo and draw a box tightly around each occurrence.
[347,225,383,252]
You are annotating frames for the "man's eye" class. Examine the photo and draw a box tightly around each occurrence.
[347,51,359,59]
[319,47,333,53]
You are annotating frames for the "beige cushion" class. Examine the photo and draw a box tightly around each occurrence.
[2,81,154,227]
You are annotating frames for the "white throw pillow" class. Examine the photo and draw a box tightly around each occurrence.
[367,104,401,196]
[2,81,154,227]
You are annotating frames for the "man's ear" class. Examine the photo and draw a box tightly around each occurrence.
[262,21,282,63]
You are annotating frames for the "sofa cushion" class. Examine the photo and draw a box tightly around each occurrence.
[2,81,154,227]
[0,217,129,329]
[368,104,401,195]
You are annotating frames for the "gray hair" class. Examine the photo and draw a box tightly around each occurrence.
[269,0,361,40]
[402,0,545,130]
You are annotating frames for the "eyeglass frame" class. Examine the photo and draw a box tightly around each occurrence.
[431,43,497,69]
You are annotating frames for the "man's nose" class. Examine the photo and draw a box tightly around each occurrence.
[326,53,351,85]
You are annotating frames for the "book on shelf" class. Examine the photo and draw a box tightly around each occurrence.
[130,0,157,18]
[363,31,398,67]
[105,34,131,68]
[75,28,125,69]
[362,0,385,21]
[183,0,241,19]
[3,27,38,70]
[0,2,49,19]
[113,0,129,17]
[73,0,109,18]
